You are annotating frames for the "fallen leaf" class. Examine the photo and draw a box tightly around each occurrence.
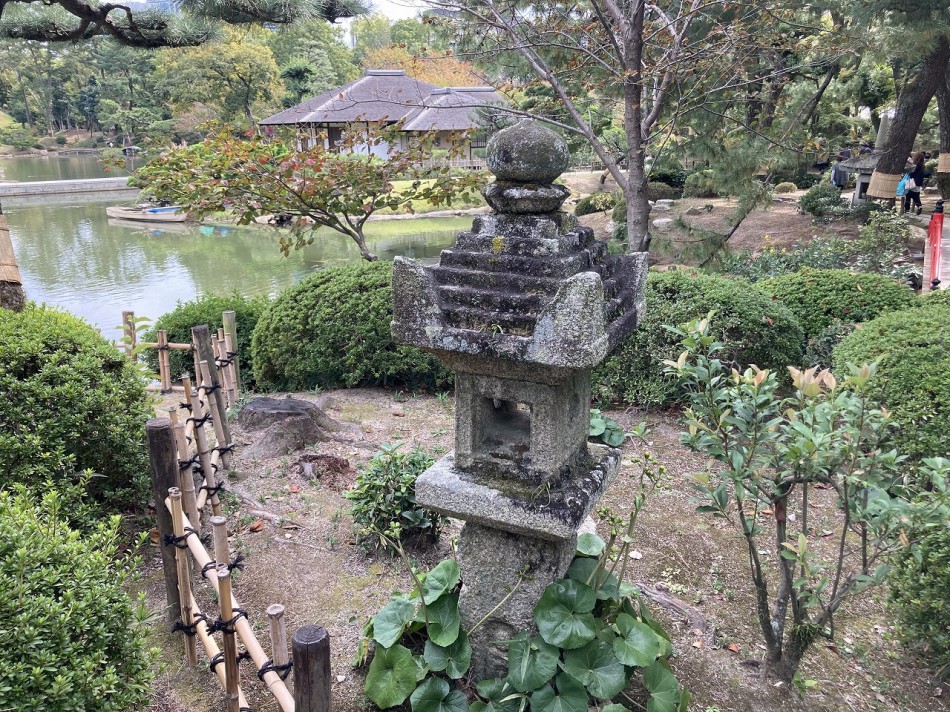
[289,484,301,494]
[762,508,774,516]
[149,527,160,545]
[392,411,405,417]
[727,643,741,653]
[691,640,704,649]
[249,519,265,533]
[628,550,643,560]
[691,628,704,637]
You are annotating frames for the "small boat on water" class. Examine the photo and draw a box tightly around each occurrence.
[105,205,188,222]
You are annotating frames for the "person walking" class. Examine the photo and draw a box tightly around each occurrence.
[903,152,926,214]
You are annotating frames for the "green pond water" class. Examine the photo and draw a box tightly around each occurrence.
[4,194,468,340]
[0,155,125,181]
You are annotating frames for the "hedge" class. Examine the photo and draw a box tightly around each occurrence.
[759,269,917,339]
[0,305,151,507]
[832,305,950,464]
[143,292,270,389]
[252,262,453,391]
[593,270,804,406]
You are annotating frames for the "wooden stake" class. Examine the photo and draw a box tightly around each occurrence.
[223,329,240,404]
[293,625,331,712]
[267,604,289,668]
[122,310,136,361]
[189,593,250,709]
[183,373,221,518]
[192,324,231,445]
[169,488,199,666]
[157,329,172,393]
[168,409,200,530]
[211,515,229,571]
[147,417,180,622]
[222,310,241,396]
[199,359,232,471]
[216,569,241,712]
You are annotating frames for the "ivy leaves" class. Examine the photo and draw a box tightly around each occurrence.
[365,644,419,709]
[533,580,597,649]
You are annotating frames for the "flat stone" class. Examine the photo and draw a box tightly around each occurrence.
[684,207,703,215]
[486,119,570,184]
[651,203,671,212]
[482,181,570,214]
[655,199,675,207]
[652,218,675,230]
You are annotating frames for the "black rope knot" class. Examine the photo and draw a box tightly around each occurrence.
[208,608,248,635]
[257,658,293,681]
[237,649,253,664]
[202,382,222,396]
[162,527,198,549]
[199,480,224,497]
[200,554,245,578]
[172,612,208,637]
[215,444,235,456]
[179,453,200,471]
[187,413,213,428]
[179,401,192,412]
[156,344,170,351]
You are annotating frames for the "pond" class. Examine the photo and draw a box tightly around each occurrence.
[0,155,127,182]
[4,195,468,340]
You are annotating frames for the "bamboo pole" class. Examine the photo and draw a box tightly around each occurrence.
[194,448,222,512]
[173,507,296,711]
[122,310,136,361]
[169,488,199,666]
[217,331,237,409]
[222,310,241,395]
[223,330,240,404]
[190,593,250,709]
[157,329,172,393]
[211,515,229,571]
[183,373,222,518]
[169,408,200,529]
[192,325,231,445]
[267,604,289,668]
[216,569,241,712]
[140,341,193,351]
[199,360,232,472]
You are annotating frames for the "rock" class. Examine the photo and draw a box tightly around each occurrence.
[238,397,361,460]
[486,119,569,184]
[684,207,703,216]
[652,218,675,230]
[482,181,570,214]
[655,199,675,207]
[651,203,671,213]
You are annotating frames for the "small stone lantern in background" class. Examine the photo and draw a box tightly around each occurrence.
[391,119,648,677]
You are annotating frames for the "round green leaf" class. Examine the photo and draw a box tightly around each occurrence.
[566,558,620,601]
[589,420,607,436]
[602,705,630,712]
[365,644,418,709]
[529,675,588,712]
[426,592,461,646]
[561,639,626,700]
[613,613,661,668]
[421,559,461,604]
[373,598,417,649]
[506,633,560,692]
[643,661,681,712]
[424,630,472,680]
[534,579,597,649]
[473,678,521,712]
[411,677,470,712]
[576,533,606,557]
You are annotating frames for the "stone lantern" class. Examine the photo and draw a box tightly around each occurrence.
[391,119,648,677]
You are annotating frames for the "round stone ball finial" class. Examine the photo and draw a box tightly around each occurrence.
[486,119,570,184]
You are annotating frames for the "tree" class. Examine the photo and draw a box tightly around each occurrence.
[352,13,392,62]
[360,46,482,87]
[0,0,364,48]
[131,125,482,261]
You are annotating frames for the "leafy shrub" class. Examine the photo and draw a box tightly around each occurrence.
[774,181,798,193]
[574,192,616,217]
[760,269,916,338]
[833,305,950,464]
[611,220,628,243]
[798,181,846,218]
[649,166,688,189]
[0,485,152,711]
[251,262,452,391]
[682,170,719,198]
[588,409,625,446]
[0,127,36,150]
[593,270,804,406]
[647,181,680,201]
[920,289,950,308]
[789,171,823,189]
[803,321,857,369]
[0,305,151,507]
[345,442,440,551]
[143,293,269,389]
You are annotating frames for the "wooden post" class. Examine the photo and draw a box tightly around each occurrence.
[222,310,241,396]
[157,329,172,393]
[217,330,237,409]
[147,417,181,622]
[184,373,222,517]
[169,488,199,666]
[122,310,136,361]
[293,625,331,712]
[168,408,200,529]
[192,324,231,445]
[211,515,229,570]
[0,210,26,312]
[216,569,241,712]
[267,604,289,668]
[199,360,232,471]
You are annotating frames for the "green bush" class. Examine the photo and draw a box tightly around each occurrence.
[833,305,950,464]
[649,166,688,189]
[760,269,916,339]
[803,321,856,369]
[0,305,151,507]
[593,270,804,406]
[0,485,152,711]
[345,442,441,551]
[647,181,680,201]
[682,170,720,198]
[143,293,269,389]
[774,181,798,193]
[798,181,846,218]
[251,262,452,391]
[574,192,616,217]
[920,289,950,308]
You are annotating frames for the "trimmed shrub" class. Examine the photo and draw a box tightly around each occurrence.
[832,305,950,464]
[920,289,950,308]
[774,181,798,193]
[798,181,846,218]
[803,321,856,369]
[682,170,719,198]
[251,262,452,391]
[574,192,616,217]
[649,167,688,189]
[143,293,269,389]
[0,305,151,506]
[0,485,152,711]
[593,270,804,406]
[760,269,916,339]
[647,181,680,201]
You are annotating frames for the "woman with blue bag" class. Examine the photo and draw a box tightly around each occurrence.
[902,152,926,214]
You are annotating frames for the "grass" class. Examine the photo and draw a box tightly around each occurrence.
[378,178,486,215]
[0,110,13,129]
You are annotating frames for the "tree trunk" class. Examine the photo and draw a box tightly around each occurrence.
[353,229,379,262]
[873,37,950,180]
[764,629,813,684]
[622,0,650,253]
[936,64,950,199]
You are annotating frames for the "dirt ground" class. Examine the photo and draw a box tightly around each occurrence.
[142,389,948,712]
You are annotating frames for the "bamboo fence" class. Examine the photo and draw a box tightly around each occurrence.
[148,415,331,712]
